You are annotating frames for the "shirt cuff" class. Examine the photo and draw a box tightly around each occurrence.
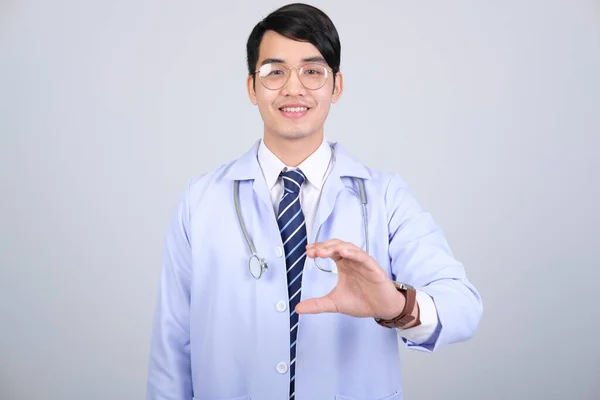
[395,290,438,345]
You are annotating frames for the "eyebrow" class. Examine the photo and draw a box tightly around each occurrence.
[259,56,328,67]
[302,56,327,64]
[259,58,285,66]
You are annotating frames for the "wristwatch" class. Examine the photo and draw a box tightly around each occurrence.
[374,281,419,329]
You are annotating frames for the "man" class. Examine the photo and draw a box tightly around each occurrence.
[147,3,482,400]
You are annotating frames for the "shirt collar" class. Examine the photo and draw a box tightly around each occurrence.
[223,139,370,182]
[257,137,332,191]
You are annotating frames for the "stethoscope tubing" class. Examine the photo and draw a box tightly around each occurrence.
[234,177,368,279]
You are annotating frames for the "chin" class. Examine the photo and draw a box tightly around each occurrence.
[270,125,320,141]
[280,130,313,140]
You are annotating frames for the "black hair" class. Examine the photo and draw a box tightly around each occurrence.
[246,3,341,86]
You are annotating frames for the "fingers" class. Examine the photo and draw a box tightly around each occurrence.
[306,240,371,265]
[295,295,338,315]
[307,238,345,250]
[306,239,348,260]
[306,239,350,256]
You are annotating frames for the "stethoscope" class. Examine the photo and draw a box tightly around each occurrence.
[234,169,369,280]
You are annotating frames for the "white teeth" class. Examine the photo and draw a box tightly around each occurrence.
[281,107,308,113]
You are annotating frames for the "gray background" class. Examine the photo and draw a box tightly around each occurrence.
[1,0,599,399]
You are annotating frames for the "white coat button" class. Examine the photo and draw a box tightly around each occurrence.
[276,301,287,312]
[276,362,288,374]
[275,246,284,258]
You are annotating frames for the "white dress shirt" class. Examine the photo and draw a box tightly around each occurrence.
[257,138,438,344]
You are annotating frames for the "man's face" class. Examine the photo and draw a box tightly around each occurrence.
[247,30,343,142]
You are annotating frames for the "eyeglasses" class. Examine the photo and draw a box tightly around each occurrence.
[255,62,333,90]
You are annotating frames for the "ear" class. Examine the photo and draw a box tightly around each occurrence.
[331,71,344,104]
[247,75,258,105]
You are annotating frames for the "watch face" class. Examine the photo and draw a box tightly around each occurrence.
[394,281,414,291]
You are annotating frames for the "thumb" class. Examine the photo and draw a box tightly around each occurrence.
[295,295,338,315]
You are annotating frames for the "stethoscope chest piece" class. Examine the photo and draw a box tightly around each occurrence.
[249,254,268,279]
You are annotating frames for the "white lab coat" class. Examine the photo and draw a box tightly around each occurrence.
[147,140,483,400]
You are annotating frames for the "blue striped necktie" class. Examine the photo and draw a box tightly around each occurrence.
[277,168,307,400]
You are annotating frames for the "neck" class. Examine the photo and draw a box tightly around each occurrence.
[263,132,324,167]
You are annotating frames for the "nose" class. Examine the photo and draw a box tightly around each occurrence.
[281,68,306,96]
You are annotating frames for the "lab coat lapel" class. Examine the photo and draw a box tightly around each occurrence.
[311,142,371,244]
[223,140,372,238]
[251,174,273,215]
[311,166,344,244]
[223,139,273,213]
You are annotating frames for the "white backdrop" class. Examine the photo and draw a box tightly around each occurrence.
[1,0,599,399]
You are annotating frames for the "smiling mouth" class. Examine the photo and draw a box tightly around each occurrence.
[279,106,310,113]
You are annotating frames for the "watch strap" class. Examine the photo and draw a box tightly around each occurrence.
[374,283,417,329]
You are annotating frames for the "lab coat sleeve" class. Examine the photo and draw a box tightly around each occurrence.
[385,174,483,352]
[147,183,193,399]
[394,290,439,344]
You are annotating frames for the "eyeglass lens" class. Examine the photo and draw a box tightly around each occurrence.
[257,63,329,90]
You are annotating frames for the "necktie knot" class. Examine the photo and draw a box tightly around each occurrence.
[281,169,306,194]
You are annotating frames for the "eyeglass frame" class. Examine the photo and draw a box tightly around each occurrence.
[253,62,334,91]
